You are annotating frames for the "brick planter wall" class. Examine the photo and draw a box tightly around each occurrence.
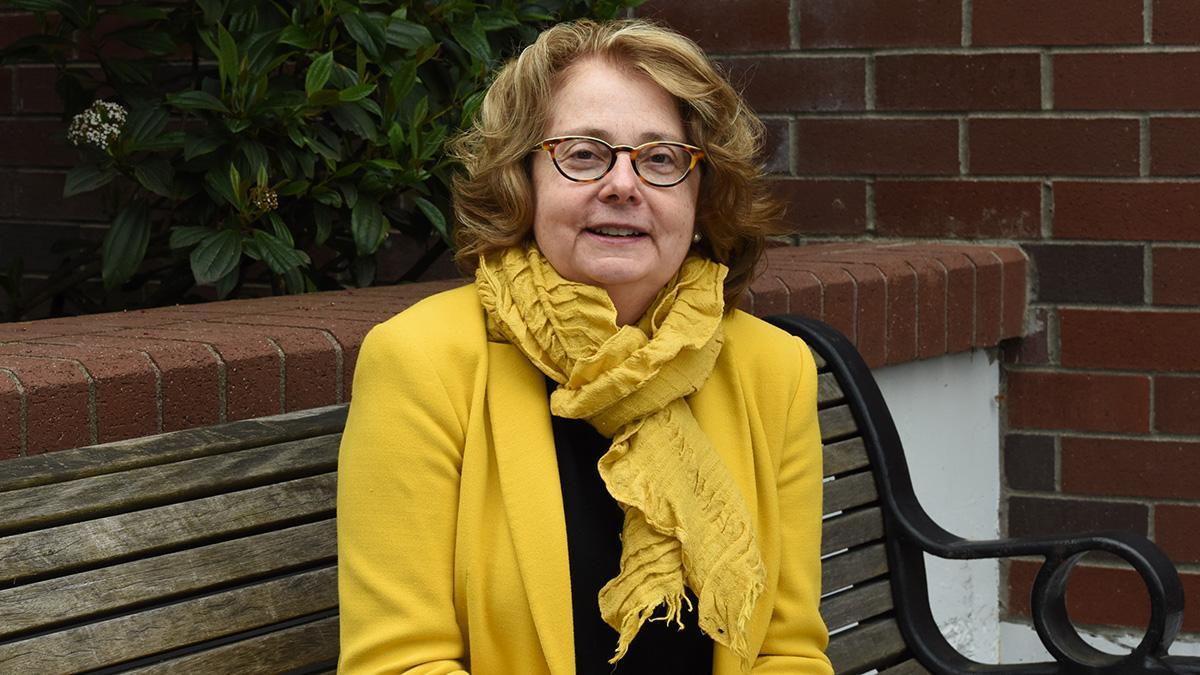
[634,0,1200,638]
[0,243,1024,458]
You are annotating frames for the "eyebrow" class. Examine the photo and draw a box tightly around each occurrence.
[557,127,687,144]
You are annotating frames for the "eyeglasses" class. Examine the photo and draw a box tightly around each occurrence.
[534,136,705,187]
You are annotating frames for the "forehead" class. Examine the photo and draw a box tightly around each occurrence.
[546,57,686,142]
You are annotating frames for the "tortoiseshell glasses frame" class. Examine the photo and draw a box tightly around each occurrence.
[533,135,706,187]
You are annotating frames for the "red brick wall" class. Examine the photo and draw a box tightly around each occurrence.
[637,0,1200,639]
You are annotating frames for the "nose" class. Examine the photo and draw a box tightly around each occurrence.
[597,151,643,204]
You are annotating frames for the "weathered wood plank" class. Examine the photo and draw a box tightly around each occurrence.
[0,520,335,640]
[820,578,894,632]
[0,566,337,672]
[827,617,908,675]
[822,507,884,555]
[823,470,878,514]
[817,372,844,407]
[0,473,335,585]
[819,404,858,442]
[125,615,339,674]
[879,658,932,674]
[0,405,347,493]
[0,435,338,536]
[823,437,869,478]
[822,543,888,593]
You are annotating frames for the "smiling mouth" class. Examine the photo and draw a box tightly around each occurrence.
[586,226,647,238]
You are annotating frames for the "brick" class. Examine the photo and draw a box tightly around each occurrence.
[0,354,91,454]
[1154,375,1200,435]
[0,119,77,168]
[773,179,867,235]
[1008,496,1148,538]
[1055,53,1200,110]
[1150,118,1200,175]
[0,370,21,458]
[960,248,1005,347]
[969,118,1140,176]
[799,0,960,48]
[1156,505,1200,563]
[0,66,12,115]
[0,13,39,47]
[719,57,865,113]
[795,119,959,175]
[875,180,1041,238]
[1061,308,1200,371]
[14,63,62,114]
[1154,0,1200,43]
[974,0,1144,46]
[637,0,790,52]
[790,262,857,342]
[1006,370,1149,433]
[891,246,977,354]
[10,169,107,221]
[1153,246,1200,305]
[1062,436,1200,499]
[1004,434,1056,491]
[1002,307,1049,366]
[872,257,919,364]
[0,342,156,443]
[1053,182,1200,241]
[992,246,1029,340]
[1025,243,1144,304]
[835,262,889,367]
[876,54,1042,111]
[761,119,789,174]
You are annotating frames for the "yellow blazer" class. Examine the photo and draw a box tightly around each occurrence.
[337,285,832,674]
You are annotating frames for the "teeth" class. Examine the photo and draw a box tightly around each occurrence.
[592,227,641,237]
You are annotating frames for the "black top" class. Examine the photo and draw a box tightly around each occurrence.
[549,386,714,674]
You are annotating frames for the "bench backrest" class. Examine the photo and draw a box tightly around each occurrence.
[0,326,915,674]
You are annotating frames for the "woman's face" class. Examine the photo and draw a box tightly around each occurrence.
[531,58,700,318]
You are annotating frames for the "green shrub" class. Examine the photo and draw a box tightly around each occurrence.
[0,0,640,318]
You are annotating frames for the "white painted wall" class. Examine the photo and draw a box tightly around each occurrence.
[872,348,1002,663]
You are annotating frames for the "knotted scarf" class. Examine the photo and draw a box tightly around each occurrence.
[475,243,766,666]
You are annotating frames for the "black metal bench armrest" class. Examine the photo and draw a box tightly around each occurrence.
[767,314,1194,675]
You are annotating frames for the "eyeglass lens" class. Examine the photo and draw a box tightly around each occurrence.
[553,138,693,185]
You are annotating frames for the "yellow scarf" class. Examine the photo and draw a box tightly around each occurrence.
[475,244,766,666]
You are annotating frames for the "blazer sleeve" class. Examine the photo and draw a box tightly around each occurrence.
[754,338,834,674]
[337,321,471,675]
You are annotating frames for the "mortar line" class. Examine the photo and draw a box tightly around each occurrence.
[1040,51,1053,111]
[318,330,345,404]
[864,55,876,111]
[790,0,801,50]
[1139,116,1151,177]
[962,0,973,47]
[266,337,287,414]
[1144,0,1154,44]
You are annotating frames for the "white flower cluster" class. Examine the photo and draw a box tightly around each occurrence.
[67,100,128,151]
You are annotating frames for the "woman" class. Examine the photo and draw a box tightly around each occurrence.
[337,19,832,675]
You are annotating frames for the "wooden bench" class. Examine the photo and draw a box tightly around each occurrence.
[0,316,1194,674]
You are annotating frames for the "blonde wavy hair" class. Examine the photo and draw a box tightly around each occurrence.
[449,19,785,310]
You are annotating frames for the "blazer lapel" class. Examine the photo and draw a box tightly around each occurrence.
[487,343,575,674]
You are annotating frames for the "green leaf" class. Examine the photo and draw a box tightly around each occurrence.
[313,205,335,245]
[63,165,117,198]
[241,141,270,179]
[341,12,386,61]
[385,18,433,49]
[410,95,428,127]
[214,265,239,299]
[217,23,239,89]
[279,24,319,50]
[306,89,340,107]
[117,30,176,56]
[277,179,309,196]
[251,229,308,275]
[460,89,485,125]
[369,158,403,171]
[101,200,151,290]
[313,189,342,208]
[196,0,224,25]
[451,16,491,64]
[388,60,417,103]
[267,211,294,247]
[204,167,239,208]
[414,196,449,242]
[351,198,386,256]
[169,226,212,250]
[339,182,358,210]
[184,133,224,160]
[123,108,170,142]
[305,51,334,97]
[190,229,243,285]
[330,102,378,142]
[338,82,376,102]
[168,90,229,113]
[134,157,175,198]
[138,131,186,152]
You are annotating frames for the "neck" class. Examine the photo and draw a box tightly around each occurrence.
[606,285,656,326]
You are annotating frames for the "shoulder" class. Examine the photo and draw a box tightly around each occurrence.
[358,284,487,371]
[720,310,815,375]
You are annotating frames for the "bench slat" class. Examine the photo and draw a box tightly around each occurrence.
[0,434,338,536]
[0,520,335,641]
[820,578,894,631]
[822,542,888,592]
[823,470,878,514]
[0,406,347,494]
[0,566,337,672]
[819,405,858,441]
[826,616,909,675]
[0,473,335,584]
[816,371,844,407]
[880,658,932,674]
[125,615,339,674]
[821,506,884,555]
[823,437,869,478]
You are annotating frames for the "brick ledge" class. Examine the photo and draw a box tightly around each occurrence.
[0,242,1026,458]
